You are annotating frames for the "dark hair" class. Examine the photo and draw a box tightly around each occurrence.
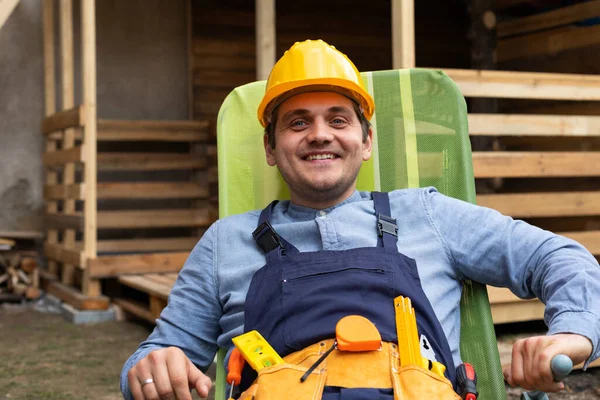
[265,101,371,149]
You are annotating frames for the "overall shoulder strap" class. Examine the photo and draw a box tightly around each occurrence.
[253,201,299,259]
[372,192,398,250]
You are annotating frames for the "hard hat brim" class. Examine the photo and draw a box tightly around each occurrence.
[258,78,375,128]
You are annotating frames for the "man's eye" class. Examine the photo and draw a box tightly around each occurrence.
[291,120,307,128]
[331,118,347,125]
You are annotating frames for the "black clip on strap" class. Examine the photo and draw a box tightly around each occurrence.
[377,213,398,237]
[252,221,282,253]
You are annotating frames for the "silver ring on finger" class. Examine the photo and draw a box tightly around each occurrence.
[141,378,154,387]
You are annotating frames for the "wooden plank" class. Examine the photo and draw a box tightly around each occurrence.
[46,280,110,310]
[150,296,167,319]
[559,230,600,255]
[113,298,154,322]
[97,127,208,142]
[391,0,415,69]
[43,0,55,116]
[491,299,545,324]
[255,0,275,80]
[496,0,532,10]
[498,24,600,62]
[97,209,210,229]
[487,286,544,324]
[97,119,209,131]
[97,237,199,253]
[477,192,600,218]
[88,252,189,278]
[97,153,206,171]
[118,274,173,299]
[44,241,85,267]
[97,182,208,199]
[468,114,600,136]
[44,183,85,200]
[41,106,85,134]
[44,213,84,230]
[42,146,84,166]
[0,230,43,239]
[193,55,255,72]
[497,1,600,38]
[81,0,98,271]
[472,152,600,178]
[186,0,193,119]
[43,0,58,276]
[144,273,178,287]
[0,0,19,31]
[444,68,600,101]
[193,69,255,89]
[193,38,255,57]
[59,0,77,287]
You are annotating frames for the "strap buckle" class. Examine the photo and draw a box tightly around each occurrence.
[377,213,398,237]
[253,221,282,253]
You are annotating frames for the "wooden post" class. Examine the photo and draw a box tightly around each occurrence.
[43,0,59,277]
[468,0,500,192]
[255,0,275,80]
[60,0,77,286]
[391,0,415,69]
[187,0,194,119]
[81,0,99,297]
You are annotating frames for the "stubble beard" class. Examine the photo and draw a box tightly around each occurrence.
[281,163,362,206]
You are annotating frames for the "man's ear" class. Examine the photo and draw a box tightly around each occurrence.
[362,127,373,161]
[264,133,277,166]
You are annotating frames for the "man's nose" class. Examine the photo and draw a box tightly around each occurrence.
[306,119,334,143]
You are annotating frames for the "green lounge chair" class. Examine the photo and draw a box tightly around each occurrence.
[215,68,506,399]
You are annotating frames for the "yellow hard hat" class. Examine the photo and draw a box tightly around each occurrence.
[257,39,375,127]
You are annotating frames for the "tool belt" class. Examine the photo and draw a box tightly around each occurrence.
[239,339,460,400]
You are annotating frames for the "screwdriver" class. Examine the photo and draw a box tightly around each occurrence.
[227,347,245,400]
[456,363,478,400]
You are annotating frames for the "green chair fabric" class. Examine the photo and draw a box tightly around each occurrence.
[215,68,506,399]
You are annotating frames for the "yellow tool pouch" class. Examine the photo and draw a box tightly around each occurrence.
[238,340,460,400]
[239,362,327,400]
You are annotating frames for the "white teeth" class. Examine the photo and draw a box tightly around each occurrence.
[306,154,334,161]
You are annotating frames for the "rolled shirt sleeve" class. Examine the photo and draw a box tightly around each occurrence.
[422,188,600,367]
[120,223,222,399]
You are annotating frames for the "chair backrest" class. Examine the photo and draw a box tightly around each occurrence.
[216,68,506,399]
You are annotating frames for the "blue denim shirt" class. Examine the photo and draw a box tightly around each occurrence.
[120,188,600,398]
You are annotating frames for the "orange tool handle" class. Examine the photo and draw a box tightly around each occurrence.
[227,347,245,386]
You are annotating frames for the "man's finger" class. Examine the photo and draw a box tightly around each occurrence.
[128,368,145,400]
[166,349,194,400]
[511,340,527,389]
[503,365,514,387]
[188,360,212,398]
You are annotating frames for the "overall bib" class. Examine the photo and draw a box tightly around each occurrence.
[240,192,458,399]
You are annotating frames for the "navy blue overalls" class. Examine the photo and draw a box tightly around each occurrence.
[241,192,456,399]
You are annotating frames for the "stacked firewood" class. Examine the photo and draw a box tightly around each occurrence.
[0,254,41,300]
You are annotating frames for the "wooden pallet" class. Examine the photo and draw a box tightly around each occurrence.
[40,1,214,311]
[445,68,600,324]
[113,273,178,322]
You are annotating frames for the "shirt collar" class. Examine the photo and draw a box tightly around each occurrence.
[284,190,364,220]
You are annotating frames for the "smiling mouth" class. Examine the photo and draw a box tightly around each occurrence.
[304,154,337,161]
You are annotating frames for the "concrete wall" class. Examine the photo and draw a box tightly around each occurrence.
[0,0,188,231]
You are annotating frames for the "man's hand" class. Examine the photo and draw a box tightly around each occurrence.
[127,347,212,400]
[503,333,592,393]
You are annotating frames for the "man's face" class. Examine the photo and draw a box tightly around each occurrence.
[264,91,372,209]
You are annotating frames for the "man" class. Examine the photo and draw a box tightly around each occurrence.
[121,40,599,400]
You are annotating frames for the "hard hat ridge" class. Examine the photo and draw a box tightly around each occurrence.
[257,39,375,127]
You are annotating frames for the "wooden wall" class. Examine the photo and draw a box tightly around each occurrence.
[492,1,600,243]
[190,0,471,211]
